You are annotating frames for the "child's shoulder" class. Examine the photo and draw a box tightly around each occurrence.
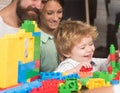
[92,58,107,64]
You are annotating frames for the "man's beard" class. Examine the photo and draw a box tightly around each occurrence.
[16,2,40,25]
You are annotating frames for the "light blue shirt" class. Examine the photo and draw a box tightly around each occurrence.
[40,30,59,72]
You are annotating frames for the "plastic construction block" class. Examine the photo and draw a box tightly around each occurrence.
[21,20,35,32]
[93,72,110,82]
[65,79,78,91]
[0,80,42,93]
[109,44,115,54]
[0,20,40,89]
[32,21,40,32]
[31,79,63,93]
[109,54,116,61]
[80,66,93,72]
[26,69,39,79]
[61,73,80,80]
[40,72,63,80]
[19,61,36,71]
[110,80,119,85]
[59,84,71,93]
[79,78,90,86]
[78,72,93,78]
[0,83,21,92]
[30,76,40,82]
[59,79,78,93]
[16,30,34,63]
[113,71,120,80]
[116,63,120,70]
[35,60,40,68]
[32,32,41,60]
[86,78,106,89]
[110,61,116,68]
[18,61,38,83]
[107,66,113,74]
[0,35,19,88]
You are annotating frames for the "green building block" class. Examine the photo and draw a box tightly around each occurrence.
[110,61,116,68]
[65,79,78,91]
[59,84,71,93]
[107,72,116,81]
[116,63,120,70]
[32,32,41,60]
[26,68,39,79]
[110,44,115,54]
[79,78,90,86]
[93,72,108,81]
[21,20,34,32]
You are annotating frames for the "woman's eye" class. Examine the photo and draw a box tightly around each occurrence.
[47,12,53,15]
[57,10,62,14]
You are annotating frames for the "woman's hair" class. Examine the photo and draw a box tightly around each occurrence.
[42,0,64,7]
[54,20,98,61]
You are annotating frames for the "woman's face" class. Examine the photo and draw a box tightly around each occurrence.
[40,0,63,30]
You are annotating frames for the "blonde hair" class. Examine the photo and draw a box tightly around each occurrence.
[54,20,98,61]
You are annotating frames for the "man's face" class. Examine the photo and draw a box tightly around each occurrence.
[16,0,44,23]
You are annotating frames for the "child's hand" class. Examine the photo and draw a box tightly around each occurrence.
[115,50,120,62]
[75,62,92,72]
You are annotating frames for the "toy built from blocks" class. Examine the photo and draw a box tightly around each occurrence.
[0,20,41,88]
[0,19,120,92]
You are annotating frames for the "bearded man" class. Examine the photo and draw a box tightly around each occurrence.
[0,0,45,37]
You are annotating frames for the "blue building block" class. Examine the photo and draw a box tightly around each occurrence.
[18,61,36,83]
[110,80,119,85]
[0,80,42,93]
[32,32,41,37]
[40,72,63,80]
[61,74,80,80]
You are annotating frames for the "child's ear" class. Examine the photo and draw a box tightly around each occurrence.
[63,53,71,58]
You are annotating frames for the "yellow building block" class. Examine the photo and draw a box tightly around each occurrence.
[0,35,19,88]
[86,78,106,89]
[17,30,34,63]
[33,21,40,32]
[0,30,35,88]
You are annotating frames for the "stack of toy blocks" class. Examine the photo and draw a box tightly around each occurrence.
[0,20,41,89]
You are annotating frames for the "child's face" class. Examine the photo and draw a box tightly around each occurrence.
[68,36,95,63]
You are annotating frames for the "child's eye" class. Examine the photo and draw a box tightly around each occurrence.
[80,47,85,49]
[89,42,94,46]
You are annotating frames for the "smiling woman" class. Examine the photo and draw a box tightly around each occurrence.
[39,0,64,72]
